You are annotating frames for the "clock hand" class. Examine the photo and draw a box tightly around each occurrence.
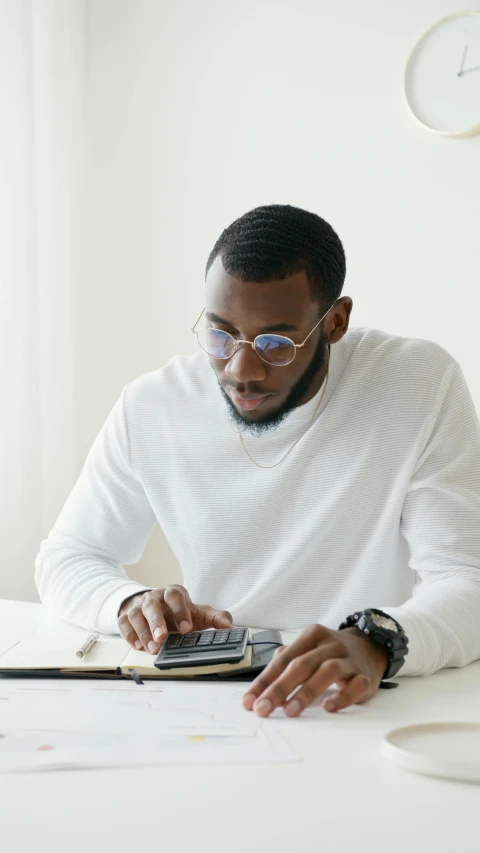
[458,44,468,77]
[461,63,480,77]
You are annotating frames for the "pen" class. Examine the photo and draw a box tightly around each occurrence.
[76,634,99,658]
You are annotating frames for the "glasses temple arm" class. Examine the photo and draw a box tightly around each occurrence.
[191,306,206,333]
[297,300,336,347]
[296,315,324,347]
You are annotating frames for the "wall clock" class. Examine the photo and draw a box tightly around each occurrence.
[405,11,480,137]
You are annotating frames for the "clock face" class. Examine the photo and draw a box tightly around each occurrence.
[405,12,480,136]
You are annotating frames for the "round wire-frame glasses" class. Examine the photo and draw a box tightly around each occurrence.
[191,300,335,366]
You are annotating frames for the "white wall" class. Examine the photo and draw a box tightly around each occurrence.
[5,0,479,602]
[1,0,85,603]
[76,0,480,592]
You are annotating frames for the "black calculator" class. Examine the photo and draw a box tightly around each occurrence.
[154,627,249,670]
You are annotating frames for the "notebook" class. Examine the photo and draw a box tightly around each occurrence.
[0,634,253,680]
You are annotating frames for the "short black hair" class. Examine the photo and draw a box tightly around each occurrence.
[205,204,346,312]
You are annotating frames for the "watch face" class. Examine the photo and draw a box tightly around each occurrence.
[371,613,399,633]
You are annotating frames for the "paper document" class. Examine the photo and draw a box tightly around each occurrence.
[0,678,261,737]
[0,725,298,773]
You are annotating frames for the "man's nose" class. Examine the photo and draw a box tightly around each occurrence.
[224,343,268,384]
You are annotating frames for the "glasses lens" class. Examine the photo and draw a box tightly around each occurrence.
[197,328,235,359]
[255,335,295,365]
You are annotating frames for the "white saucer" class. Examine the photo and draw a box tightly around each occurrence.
[382,722,480,783]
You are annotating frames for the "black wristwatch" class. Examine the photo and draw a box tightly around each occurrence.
[338,608,409,681]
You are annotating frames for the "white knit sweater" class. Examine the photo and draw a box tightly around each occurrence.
[35,326,480,676]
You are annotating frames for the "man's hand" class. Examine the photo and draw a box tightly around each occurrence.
[242,624,388,717]
[117,586,233,654]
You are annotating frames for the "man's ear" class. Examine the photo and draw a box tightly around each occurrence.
[329,297,352,343]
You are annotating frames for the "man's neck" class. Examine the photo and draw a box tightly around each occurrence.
[294,346,330,409]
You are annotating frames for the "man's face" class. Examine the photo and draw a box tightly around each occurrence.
[204,257,333,434]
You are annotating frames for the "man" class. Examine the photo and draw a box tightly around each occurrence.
[36,204,480,718]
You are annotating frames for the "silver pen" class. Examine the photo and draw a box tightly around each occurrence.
[76,633,99,659]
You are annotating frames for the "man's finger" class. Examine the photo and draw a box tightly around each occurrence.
[242,648,291,708]
[127,601,161,653]
[118,613,143,650]
[242,637,344,711]
[252,648,352,716]
[244,643,344,717]
[163,585,194,633]
[246,624,334,695]
[322,673,372,713]
[283,659,355,716]
[194,605,233,630]
[272,645,287,660]
[140,593,169,644]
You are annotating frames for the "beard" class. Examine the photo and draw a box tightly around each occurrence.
[215,333,330,436]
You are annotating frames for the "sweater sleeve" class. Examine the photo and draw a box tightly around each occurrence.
[381,359,480,676]
[35,384,156,634]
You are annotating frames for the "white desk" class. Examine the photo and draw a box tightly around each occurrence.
[0,599,478,853]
